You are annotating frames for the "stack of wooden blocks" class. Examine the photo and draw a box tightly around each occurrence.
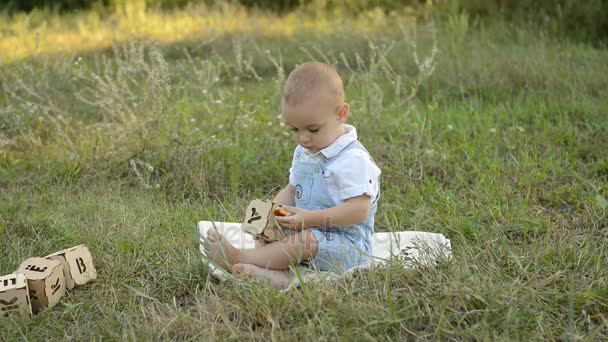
[0,245,97,319]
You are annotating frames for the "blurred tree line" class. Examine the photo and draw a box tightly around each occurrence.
[2,0,607,43]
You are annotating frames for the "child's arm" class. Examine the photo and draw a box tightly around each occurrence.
[275,195,371,231]
[273,184,296,207]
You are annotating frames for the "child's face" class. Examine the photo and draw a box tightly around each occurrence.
[282,98,349,154]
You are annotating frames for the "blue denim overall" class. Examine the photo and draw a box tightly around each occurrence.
[291,140,380,272]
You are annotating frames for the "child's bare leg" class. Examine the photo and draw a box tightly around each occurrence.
[235,230,317,270]
[232,264,292,289]
[232,235,299,289]
[254,239,268,248]
[205,230,317,271]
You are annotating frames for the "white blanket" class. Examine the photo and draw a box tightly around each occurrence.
[198,221,452,289]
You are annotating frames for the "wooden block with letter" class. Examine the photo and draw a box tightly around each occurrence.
[16,258,66,313]
[242,199,290,242]
[0,273,32,318]
[46,245,97,289]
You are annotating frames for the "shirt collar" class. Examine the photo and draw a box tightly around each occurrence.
[303,124,357,159]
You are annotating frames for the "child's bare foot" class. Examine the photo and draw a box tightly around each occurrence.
[232,263,292,289]
[204,230,239,272]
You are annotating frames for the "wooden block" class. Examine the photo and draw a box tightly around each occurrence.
[46,245,97,289]
[16,258,66,313]
[242,199,286,242]
[0,273,32,318]
[242,199,273,235]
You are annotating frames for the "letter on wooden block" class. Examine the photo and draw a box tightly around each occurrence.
[16,258,66,313]
[46,245,97,289]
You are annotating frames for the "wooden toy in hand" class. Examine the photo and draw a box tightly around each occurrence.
[242,199,292,242]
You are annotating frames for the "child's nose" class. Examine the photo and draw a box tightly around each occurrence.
[299,132,312,143]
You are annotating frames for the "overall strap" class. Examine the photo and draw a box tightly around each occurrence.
[342,139,367,153]
[328,140,378,166]
[325,140,368,163]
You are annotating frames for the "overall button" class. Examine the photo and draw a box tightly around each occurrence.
[314,167,320,173]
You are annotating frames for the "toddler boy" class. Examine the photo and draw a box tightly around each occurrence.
[204,62,381,289]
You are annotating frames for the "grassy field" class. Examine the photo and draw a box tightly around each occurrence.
[1,3,608,340]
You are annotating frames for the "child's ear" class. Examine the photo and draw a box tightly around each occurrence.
[337,103,350,122]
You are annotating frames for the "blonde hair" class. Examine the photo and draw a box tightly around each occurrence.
[282,62,344,107]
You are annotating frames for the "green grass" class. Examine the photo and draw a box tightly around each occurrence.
[1,4,608,340]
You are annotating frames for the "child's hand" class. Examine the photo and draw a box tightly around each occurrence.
[274,205,313,231]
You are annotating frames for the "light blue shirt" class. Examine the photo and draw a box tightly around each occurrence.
[289,124,381,205]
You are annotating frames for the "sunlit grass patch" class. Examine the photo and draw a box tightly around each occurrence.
[0,3,399,64]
